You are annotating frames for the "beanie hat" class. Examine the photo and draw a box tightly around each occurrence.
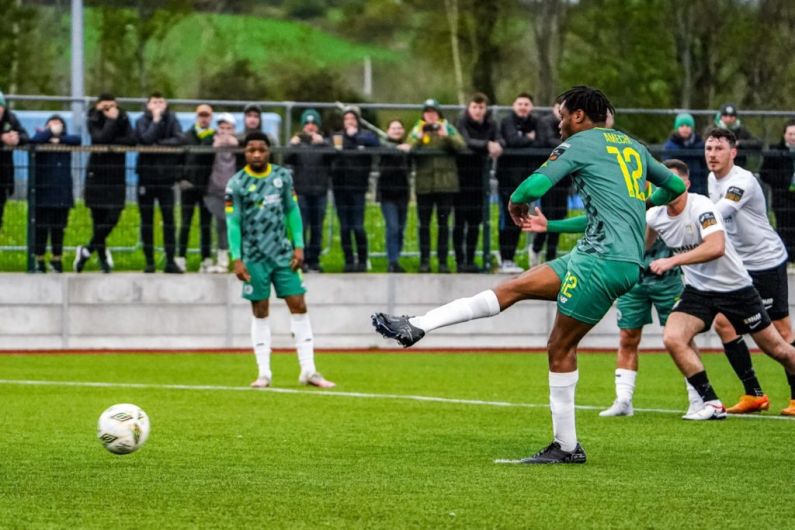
[673,113,695,129]
[422,98,441,113]
[301,108,321,126]
[0,90,5,107]
[216,112,236,127]
[243,103,262,115]
[719,103,737,117]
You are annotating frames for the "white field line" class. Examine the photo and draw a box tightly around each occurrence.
[0,378,792,421]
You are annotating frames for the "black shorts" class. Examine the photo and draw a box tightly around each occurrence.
[672,285,772,335]
[749,260,789,321]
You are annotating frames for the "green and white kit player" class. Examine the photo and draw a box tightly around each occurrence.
[373,86,686,464]
[226,132,335,389]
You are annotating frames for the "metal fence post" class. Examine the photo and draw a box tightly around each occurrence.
[26,146,36,273]
[481,157,493,271]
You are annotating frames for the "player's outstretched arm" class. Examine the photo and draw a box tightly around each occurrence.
[649,231,724,274]
[508,173,555,226]
[646,159,687,206]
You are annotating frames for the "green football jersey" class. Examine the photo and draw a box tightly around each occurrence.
[641,237,679,280]
[225,163,298,266]
[535,128,673,265]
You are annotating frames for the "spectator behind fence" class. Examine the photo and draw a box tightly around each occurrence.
[135,91,183,273]
[176,104,215,273]
[497,92,543,273]
[708,103,762,168]
[378,119,412,273]
[203,112,238,273]
[0,90,29,231]
[75,93,135,273]
[29,115,80,273]
[760,119,795,262]
[331,106,379,272]
[285,109,332,272]
[237,104,277,169]
[538,102,562,148]
[455,92,502,273]
[408,98,465,273]
[662,112,707,195]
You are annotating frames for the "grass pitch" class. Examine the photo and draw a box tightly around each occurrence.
[1,351,794,529]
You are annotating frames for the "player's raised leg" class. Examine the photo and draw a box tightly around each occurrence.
[371,264,560,347]
[662,312,727,420]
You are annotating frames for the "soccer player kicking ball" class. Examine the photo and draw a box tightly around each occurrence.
[529,160,690,418]
[372,86,687,464]
[646,165,795,419]
[226,132,335,389]
[705,128,795,416]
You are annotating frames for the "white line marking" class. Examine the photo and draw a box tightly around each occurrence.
[0,379,791,421]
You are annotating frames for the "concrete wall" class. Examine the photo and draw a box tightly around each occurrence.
[0,272,777,351]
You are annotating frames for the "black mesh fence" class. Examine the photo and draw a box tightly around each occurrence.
[1,144,792,273]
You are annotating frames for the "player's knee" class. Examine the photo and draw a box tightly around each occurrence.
[619,329,642,350]
[662,329,685,352]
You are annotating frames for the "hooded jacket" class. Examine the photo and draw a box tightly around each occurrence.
[29,115,81,208]
[85,106,135,209]
[497,110,545,190]
[332,117,379,194]
[760,139,795,197]
[0,109,29,198]
[456,110,501,192]
[284,133,333,196]
[181,124,216,191]
[135,107,183,182]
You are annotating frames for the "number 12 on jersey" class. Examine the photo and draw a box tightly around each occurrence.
[606,146,645,200]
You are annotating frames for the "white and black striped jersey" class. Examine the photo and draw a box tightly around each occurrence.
[647,193,752,292]
[708,165,787,271]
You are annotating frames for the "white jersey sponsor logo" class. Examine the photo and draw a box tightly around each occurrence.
[647,194,752,293]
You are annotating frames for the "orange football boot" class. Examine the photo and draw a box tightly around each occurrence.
[726,394,769,414]
[780,400,795,416]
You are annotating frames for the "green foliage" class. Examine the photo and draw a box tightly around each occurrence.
[0,351,793,527]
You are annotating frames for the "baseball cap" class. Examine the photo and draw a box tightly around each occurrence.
[216,112,236,127]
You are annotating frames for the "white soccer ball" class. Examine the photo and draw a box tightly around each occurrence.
[97,403,150,455]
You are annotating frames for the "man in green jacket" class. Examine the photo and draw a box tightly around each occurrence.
[407,99,465,273]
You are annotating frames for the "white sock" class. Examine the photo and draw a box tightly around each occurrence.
[549,370,579,452]
[685,379,703,409]
[291,313,316,376]
[251,317,271,380]
[615,368,637,403]
[409,290,500,332]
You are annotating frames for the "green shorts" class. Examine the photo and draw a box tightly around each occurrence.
[616,274,683,329]
[242,261,306,301]
[548,250,641,325]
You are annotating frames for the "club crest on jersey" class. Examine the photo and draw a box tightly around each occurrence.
[725,186,744,202]
[273,177,283,189]
[548,142,570,161]
[698,212,717,229]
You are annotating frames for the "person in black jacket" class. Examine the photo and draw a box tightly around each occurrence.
[332,106,379,272]
[75,94,135,273]
[176,104,215,273]
[285,109,332,272]
[378,119,412,273]
[135,92,183,273]
[455,92,502,273]
[497,92,543,272]
[0,91,29,231]
[760,119,795,262]
[29,115,81,272]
